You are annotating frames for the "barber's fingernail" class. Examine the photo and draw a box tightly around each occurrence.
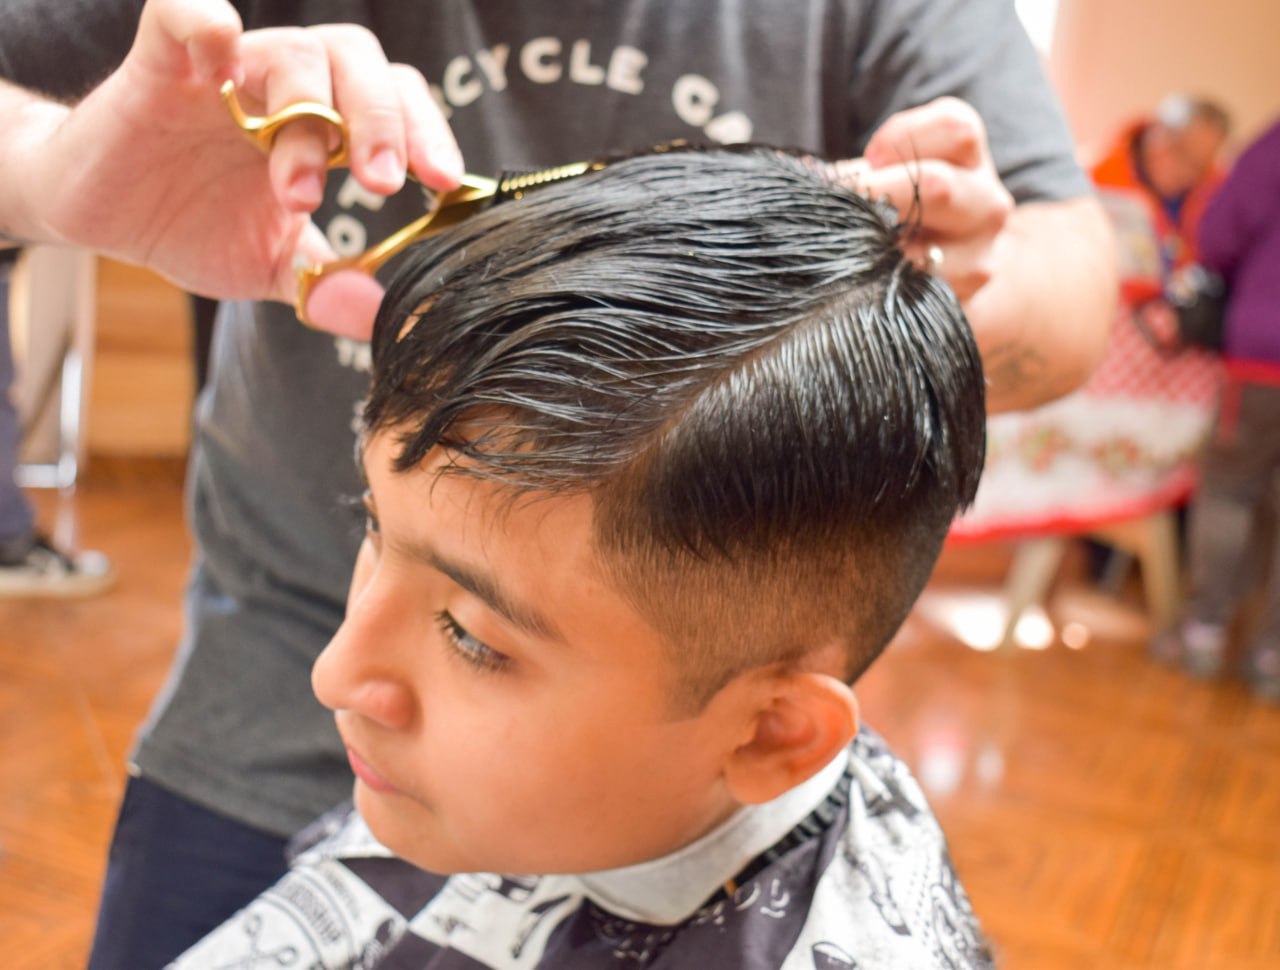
[367,148,406,191]
[437,143,465,185]
[288,171,325,208]
[209,58,244,87]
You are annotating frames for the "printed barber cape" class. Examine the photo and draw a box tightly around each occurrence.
[169,730,992,970]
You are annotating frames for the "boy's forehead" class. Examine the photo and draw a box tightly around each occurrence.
[361,428,600,569]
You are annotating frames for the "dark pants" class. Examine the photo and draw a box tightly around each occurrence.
[1186,378,1280,649]
[88,776,289,970]
[0,255,35,547]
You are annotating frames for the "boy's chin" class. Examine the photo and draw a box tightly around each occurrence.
[357,787,458,873]
[355,785,526,876]
[355,785,724,877]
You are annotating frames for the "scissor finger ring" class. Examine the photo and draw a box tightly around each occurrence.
[220,80,349,168]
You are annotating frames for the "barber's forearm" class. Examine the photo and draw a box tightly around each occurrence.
[0,80,72,247]
[967,196,1117,413]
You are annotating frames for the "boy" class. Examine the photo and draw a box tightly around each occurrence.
[171,146,991,969]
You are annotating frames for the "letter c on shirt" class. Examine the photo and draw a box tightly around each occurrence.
[443,55,483,107]
[672,74,719,127]
[521,37,563,84]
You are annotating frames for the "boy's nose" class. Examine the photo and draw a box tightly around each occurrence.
[312,608,415,732]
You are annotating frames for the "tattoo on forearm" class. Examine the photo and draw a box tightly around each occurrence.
[983,340,1049,398]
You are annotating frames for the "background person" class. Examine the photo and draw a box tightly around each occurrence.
[1154,116,1280,698]
[0,249,116,596]
[1091,93,1231,271]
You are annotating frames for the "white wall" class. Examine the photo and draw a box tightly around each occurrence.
[1049,0,1280,161]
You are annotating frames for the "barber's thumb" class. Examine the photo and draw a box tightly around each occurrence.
[138,0,243,83]
[302,271,386,341]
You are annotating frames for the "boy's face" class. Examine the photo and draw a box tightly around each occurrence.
[311,429,747,876]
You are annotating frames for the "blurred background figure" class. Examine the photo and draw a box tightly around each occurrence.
[1091,94,1231,271]
[0,249,113,597]
[1153,115,1280,701]
[947,98,1234,648]
[1043,94,1237,607]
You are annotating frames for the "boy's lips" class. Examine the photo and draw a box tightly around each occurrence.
[346,745,402,795]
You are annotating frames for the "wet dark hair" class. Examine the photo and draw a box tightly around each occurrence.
[366,147,986,707]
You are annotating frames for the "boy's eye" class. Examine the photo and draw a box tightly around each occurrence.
[361,491,381,541]
[436,610,511,674]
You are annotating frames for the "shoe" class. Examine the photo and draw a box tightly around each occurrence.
[1244,642,1280,705]
[1181,620,1228,679]
[1147,625,1185,666]
[0,534,115,598]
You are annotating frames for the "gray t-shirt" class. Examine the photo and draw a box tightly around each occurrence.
[0,0,1088,836]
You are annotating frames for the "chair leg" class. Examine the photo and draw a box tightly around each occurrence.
[13,246,97,494]
[1000,537,1069,648]
[1135,512,1181,632]
[1093,512,1182,633]
[56,342,84,491]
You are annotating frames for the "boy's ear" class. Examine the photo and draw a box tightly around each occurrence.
[722,671,859,805]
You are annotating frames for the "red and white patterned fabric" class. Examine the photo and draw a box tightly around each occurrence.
[951,191,1223,543]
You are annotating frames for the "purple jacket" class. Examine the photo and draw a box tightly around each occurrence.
[1197,117,1280,365]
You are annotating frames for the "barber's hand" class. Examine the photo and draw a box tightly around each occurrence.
[836,97,1014,303]
[29,0,461,338]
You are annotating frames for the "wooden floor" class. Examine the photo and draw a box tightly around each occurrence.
[2,479,1279,969]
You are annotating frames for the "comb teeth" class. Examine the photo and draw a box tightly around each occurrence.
[497,161,604,199]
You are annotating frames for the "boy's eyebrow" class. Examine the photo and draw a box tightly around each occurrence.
[405,537,566,645]
[359,450,563,643]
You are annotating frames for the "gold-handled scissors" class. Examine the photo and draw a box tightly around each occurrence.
[221,81,598,327]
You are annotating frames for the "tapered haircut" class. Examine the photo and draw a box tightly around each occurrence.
[365,147,986,708]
